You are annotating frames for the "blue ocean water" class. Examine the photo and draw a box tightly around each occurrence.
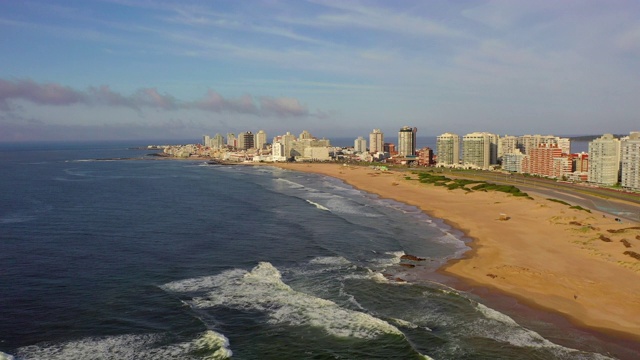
[0,142,634,359]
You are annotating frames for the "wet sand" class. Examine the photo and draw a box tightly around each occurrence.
[270,163,640,342]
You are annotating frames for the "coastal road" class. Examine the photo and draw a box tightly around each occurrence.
[432,169,640,223]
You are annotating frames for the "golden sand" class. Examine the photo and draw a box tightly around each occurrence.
[271,163,640,339]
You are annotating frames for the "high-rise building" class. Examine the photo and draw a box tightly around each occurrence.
[226,133,237,148]
[557,138,571,155]
[237,131,254,150]
[354,136,367,153]
[436,133,460,166]
[299,130,313,140]
[522,144,565,178]
[588,134,621,186]
[462,132,496,169]
[203,135,210,147]
[417,147,434,166]
[498,135,518,160]
[621,132,640,191]
[211,133,225,149]
[255,130,267,150]
[398,126,417,157]
[502,151,526,173]
[369,129,384,153]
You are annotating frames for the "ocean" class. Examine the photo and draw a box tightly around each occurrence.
[0,142,633,359]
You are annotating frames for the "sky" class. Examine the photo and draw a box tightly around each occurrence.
[1,0,639,142]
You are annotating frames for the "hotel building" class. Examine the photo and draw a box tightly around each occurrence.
[436,133,460,167]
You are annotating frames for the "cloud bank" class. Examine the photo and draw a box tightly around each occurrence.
[0,78,312,118]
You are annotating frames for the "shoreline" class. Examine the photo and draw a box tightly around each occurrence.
[266,163,640,348]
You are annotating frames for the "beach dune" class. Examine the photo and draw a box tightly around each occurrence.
[272,163,640,340]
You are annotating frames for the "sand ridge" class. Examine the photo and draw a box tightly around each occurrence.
[270,162,640,339]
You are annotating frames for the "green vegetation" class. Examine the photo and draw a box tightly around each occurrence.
[546,198,571,206]
[546,198,592,213]
[411,171,531,198]
[569,205,592,213]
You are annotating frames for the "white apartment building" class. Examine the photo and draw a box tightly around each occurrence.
[436,133,460,167]
[621,132,640,191]
[517,135,556,154]
[498,135,518,160]
[463,132,497,170]
[226,133,236,148]
[272,142,287,162]
[369,129,384,153]
[588,134,621,186]
[211,133,225,149]
[502,151,526,173]
[255,130,267,150]
[354,136,367,153]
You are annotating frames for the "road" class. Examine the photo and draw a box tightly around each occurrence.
[432,169,640,223]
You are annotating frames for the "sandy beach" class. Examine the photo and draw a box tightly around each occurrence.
[271,162,640,341]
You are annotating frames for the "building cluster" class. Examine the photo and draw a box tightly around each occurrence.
[165,127,640,191]
[434,131,640,191]
[169,129,333,162]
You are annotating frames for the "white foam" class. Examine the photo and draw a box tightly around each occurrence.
[308,256,351,266]
[14,330,232,360]
[273,178,304,189]
[305,199,330,211]
[474,303,613,358]
[165,262,404,340]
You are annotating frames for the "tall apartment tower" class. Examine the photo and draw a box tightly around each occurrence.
[398,126,417,156]
[226,133,237,148]
[281,132,296,158]
[588,134,621,186]
[237,131,254,150]
[522,144,565,178]
[436,133,460,166]
[369,129,384,153]
[462,132,496,170]
[621,132,640,191]
[498,135,519,160]
[203,135,210,147]
[255,130,267,150]
[354,136,367,153]
[212,133,225,149]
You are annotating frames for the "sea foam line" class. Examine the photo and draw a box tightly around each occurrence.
[305,199,330,211]
[13,331,232,360]
[164,262,405,340]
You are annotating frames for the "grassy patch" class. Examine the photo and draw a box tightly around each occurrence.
[547,198,571,206]
[411,171,531,198]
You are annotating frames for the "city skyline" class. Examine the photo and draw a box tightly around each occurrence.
[1,1,640,142]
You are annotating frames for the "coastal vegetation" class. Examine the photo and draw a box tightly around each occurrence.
[546,198,592,213]
[410,171,532,198]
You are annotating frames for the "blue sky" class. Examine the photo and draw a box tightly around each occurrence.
[1,0,639,142]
